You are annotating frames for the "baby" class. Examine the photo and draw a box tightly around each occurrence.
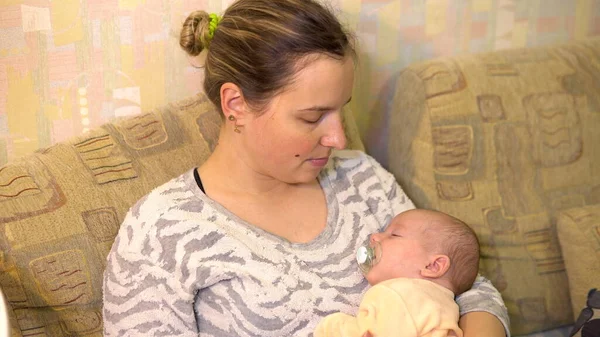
[314,209,480,337]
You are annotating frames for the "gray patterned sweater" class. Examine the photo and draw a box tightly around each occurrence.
[103,150,510,337]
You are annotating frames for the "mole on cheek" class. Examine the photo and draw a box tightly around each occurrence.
[295,154,300,157]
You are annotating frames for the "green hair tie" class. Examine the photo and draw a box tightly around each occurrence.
[208,13,221,39]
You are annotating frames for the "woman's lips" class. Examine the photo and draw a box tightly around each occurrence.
[308,157,329,167]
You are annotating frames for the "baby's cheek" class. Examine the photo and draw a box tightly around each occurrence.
[364,272,376,286]
[365,265,384,285]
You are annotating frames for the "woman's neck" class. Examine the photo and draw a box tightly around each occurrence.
[199,130,306,198]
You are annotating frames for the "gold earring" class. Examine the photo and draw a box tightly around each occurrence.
[228,115,241,133]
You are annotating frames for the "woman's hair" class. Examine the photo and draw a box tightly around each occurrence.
[180,0,355,114]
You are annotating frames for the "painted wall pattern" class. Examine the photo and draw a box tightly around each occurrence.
[1,0,599,165]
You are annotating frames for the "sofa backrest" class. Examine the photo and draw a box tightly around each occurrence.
[380,38,600,335]
[0,92,364,336]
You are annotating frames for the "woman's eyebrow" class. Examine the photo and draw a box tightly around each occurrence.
[298,106,331,112]
[298,97,352,112]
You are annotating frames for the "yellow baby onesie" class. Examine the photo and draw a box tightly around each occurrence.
[314,278,463,337]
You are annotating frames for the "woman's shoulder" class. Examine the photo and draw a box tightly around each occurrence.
[113,170,204,251]
[128,169,197,220]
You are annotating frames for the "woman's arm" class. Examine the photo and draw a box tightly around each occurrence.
[456,275,511,337]
[103,248,198,336]
[103,204,199,336]
[460,311,507,337]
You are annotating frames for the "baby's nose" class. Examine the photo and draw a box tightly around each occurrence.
[369,233,381,244]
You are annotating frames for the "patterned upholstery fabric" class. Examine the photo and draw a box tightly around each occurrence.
[519,325,572,337]
[0,92,363,336]
[379,38,600,335]
[0,95,217,336]
[557,205,600,321]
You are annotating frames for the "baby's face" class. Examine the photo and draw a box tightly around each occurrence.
[365,211,432,285]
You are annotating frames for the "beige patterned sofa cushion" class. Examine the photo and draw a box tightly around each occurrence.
[382,38,600,335]
[0,95,218,336]
[0,92,364,336]
[557,204,600,321]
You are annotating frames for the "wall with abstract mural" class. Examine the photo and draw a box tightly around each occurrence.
[1,0,599,165]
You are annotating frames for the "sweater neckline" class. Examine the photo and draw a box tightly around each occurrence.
[183,167,339,251]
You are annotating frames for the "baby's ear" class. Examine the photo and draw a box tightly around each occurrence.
[420,254,450,278]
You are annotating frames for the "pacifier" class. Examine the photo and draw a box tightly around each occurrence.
[356,236,382,275]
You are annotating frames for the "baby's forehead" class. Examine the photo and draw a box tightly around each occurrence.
[391,210,442,225]
[388,211,448,233]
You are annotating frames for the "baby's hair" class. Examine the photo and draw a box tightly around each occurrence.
[180,0,356,115]
[424,212,480,295]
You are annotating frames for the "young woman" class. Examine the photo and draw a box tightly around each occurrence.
[102,1,510,336]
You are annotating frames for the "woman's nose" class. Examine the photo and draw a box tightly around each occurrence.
[320,114,347,150]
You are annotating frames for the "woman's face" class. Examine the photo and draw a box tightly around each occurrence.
[241,54,355,184]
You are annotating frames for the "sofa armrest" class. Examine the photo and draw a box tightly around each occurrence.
[557,204,600,320]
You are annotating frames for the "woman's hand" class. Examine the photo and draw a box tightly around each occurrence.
[459,311,507,337]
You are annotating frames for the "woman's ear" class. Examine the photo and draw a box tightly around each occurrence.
[421,254,450,279]
[220,82,247,123]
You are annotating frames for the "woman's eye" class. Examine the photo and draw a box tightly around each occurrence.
[301,112,325,124]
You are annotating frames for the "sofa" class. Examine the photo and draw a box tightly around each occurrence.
[369,37,600,337]
[0,38,598,336]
